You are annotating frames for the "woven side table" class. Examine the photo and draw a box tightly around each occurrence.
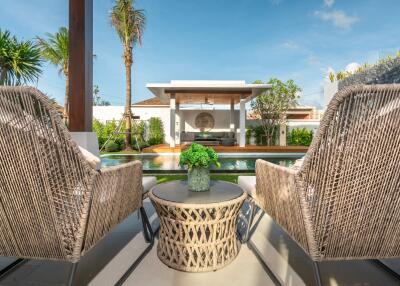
[149,180,246,272]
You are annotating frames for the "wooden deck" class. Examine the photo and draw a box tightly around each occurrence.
[142,144,308,153]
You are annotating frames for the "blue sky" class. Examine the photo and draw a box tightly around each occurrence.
[1,0,399,108]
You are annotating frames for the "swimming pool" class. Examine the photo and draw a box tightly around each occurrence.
[101,153,304,173]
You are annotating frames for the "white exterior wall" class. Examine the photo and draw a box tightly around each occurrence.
[93,106,172,144]
[181,109,240,132]
[287,119,320,133]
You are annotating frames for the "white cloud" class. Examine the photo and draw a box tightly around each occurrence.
[282,41,299,49]
[314,10,358,30]
[324,0,335,7]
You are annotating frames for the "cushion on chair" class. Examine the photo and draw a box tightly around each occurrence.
[142,176,157,194]
[238,176,256,199]
[79,146,101,170]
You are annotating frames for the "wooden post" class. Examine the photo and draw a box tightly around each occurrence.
[68,0,93,131]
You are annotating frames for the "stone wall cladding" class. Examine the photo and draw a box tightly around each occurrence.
[339,57,400,90]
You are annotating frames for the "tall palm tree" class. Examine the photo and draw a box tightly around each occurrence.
[36,27,69,123]
[0,29,42,85]
[110,0,145,150]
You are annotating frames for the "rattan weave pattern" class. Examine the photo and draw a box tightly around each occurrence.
[0,86,143,263]
[149,189,246,272]
[255,84,400,261]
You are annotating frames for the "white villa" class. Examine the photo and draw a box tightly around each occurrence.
[93,80,321,147]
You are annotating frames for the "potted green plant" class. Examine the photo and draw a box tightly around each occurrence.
[179,143,220,192]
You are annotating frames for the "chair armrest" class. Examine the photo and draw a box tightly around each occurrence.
[255,159,311,254]
[81,161,143,254]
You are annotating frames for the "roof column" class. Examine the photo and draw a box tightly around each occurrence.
[230,97,235,133]
[175,103,180,146]
[239,95,246,147]
[169,94,176,148]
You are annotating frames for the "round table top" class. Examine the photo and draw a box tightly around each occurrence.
[151,180,244,204]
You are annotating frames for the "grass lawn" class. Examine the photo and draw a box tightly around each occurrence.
[151,174,252,184]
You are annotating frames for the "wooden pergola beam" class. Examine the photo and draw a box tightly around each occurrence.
[68,0,93,132]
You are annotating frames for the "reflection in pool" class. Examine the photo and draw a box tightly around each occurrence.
[101,153,304,173]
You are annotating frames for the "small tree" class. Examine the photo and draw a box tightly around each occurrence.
[251,78,301,146]
[148,117,165,145]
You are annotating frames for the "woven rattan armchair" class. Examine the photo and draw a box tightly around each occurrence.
[255,84,400,285]
[0,86,153,285]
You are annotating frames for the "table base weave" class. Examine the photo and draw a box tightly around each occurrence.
[151,193,246,272]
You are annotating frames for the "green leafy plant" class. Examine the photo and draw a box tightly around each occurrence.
[104,141,121,152]
[179,143,221,170]
[287,128,313,146]
[36,27,69,122]
[131,120,146,150]
[0,29,42,85]
[245,127,253,145]
[148,117,165,145]
[251,78,300,146]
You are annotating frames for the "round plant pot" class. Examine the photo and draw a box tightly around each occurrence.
[188,167,210,192]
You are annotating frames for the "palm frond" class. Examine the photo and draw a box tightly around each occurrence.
[110,0,146,48]
[36,27,69,76]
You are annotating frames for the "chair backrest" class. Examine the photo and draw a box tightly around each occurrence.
[0,86,95,261]
[298,84,400,259]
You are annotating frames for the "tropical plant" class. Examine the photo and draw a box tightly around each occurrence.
[0,29,42,85]
[287,128,313,146]
[148,117,165,145]
[104,141,121,152]
[179,143,220,170]
[36,27,69,122]
[251,78,300,146]
[110,0,146,150]
[328,50,400,83]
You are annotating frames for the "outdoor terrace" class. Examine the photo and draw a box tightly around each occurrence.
[1,199,399,285]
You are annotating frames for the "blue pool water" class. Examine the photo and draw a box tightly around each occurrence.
[101,153,304,173]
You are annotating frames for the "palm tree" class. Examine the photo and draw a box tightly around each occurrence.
[0,29,42,85]
[36,27,69,123]
[110,0,145,150]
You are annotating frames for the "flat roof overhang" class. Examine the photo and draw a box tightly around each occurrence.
[146,81,271,105]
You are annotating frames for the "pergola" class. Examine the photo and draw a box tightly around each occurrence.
[147,81,271,147]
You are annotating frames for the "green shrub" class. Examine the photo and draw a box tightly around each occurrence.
[246,127,253,145]
[179,143,220,170]
[254,125,279,146]
[104,141,121,152]
[93,119,106,147]
[148,117,165,146]
[131,120,146,149]
[287,128,313,146]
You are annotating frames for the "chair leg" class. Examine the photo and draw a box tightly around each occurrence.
[67,262,78,286]
[0,258,26,280]
[244,199,257,242]
[312,261,322,286]
[140,206,154,243]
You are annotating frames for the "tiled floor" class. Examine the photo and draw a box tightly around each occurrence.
[1,200,400,286]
